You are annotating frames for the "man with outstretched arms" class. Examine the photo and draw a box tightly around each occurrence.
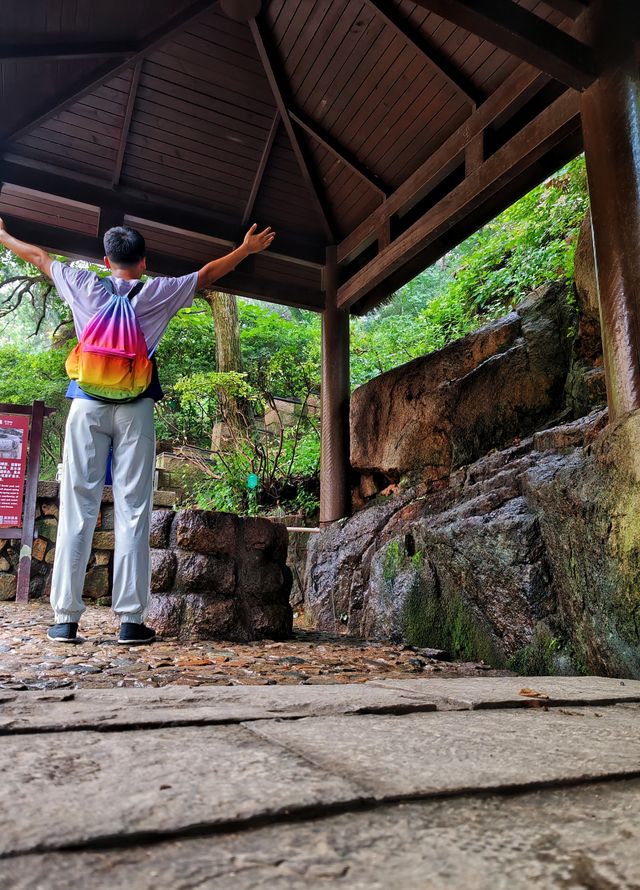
[0,217,274,644]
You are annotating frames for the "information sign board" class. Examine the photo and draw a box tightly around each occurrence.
[0,414,29,528]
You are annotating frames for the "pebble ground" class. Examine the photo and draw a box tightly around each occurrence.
[0,602,506,690]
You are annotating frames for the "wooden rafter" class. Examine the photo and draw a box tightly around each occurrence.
[241,112,279,227]
[0,42,138,62]
[249,15,335,242]
[112,61,142,187]
[2,0,218,145]
[363,0,484,107]
[410,0,596,90]
[337,88,581,309]
[337,63,548,265]
[287,108,390,197]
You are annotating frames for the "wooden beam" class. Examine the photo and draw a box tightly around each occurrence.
[337,88,580,309]
[288,108,390,197]
[249,16,335,242]
[351,127,583,315]
[337,63,548,265]
[2,0,217,145]
[0,153,325,265]
[363,0,484,106]
[0,42,138,62]
[112,61,142,187]
[242,112,279,227]
[410,0,596,90]
[0,216,324,311]
[465,131,485,176]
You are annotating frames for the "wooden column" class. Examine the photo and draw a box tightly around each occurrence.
[320,246,351,525]
[580,1,640,420]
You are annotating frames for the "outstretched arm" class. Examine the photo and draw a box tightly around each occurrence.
[197,224,275,290]
[0,217,53,279]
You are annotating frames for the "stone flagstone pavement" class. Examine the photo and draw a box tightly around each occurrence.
[1,605,640,887]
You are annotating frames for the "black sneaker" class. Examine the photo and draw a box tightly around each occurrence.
[47,623,83,644]
[118,623,156,645]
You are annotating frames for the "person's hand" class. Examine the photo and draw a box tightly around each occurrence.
[243,224,275,254]
[0,217,6,235]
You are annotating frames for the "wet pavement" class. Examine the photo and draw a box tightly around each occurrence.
[0,602,504,691]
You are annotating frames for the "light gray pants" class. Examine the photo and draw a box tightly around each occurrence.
[50,398,155,625]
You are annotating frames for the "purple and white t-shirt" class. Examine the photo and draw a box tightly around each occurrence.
[51,261,199,400]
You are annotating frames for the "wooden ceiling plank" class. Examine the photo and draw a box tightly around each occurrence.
[242,111,279,226]
[337,63,548,264]
[249,15,335,242]
[410,0,595,90]
[337,88,580,309]
[363,0,484,107]
[2,0,218,145]
[112,61,142,186]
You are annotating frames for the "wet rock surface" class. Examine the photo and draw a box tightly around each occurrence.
[308,408,640,678]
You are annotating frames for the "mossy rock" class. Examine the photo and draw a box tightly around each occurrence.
[401,573,504,666]
[378,538,504,666]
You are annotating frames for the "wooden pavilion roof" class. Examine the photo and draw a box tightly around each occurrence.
[0,0,593,313]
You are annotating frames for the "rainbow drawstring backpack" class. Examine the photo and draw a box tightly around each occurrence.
[65,279,153,401]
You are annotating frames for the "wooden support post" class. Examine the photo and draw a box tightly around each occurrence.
[581,0,640,420]
[320,247,351,525]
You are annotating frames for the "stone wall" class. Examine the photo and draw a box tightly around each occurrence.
[1,488,293,643]
[147,509,292,640]
[0,482,175,604]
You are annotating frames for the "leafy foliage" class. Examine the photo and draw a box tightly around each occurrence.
[0,345,69,476]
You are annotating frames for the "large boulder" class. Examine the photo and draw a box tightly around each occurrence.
[147,510,292,641]
[307,408,640,679]
[350,282,575,485]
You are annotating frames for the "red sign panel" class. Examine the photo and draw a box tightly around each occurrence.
[0,414,29,528]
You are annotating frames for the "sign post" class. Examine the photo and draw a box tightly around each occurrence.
[0,401,55,603]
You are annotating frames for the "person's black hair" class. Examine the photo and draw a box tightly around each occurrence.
[103,225,146,267]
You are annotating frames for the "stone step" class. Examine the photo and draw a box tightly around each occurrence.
[1,678,640,858]
[2,676,638,734]
[6,777,637,889]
